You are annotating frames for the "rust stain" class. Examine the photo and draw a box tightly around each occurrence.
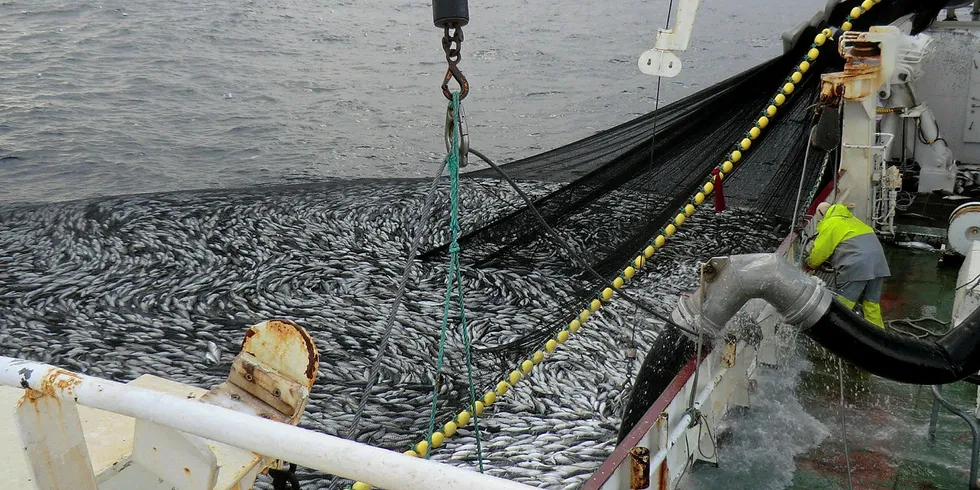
[184,467,191,475]
[267,318,319,382]
[629,446,651,489]
[242,326,257,350]
[656,458,668,490]
[38,367,84,397]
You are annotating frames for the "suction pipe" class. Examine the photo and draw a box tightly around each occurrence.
[672,254,980,385]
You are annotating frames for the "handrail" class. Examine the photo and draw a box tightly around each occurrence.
[0,357,535,490]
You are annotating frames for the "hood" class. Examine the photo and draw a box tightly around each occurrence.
[816,204,853,233]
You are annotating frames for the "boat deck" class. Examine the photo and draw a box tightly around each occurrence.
[680,244,977,489]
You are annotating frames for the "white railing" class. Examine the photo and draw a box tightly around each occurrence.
[0,357,535,490]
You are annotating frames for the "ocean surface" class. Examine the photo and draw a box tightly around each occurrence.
[0,0,826,204]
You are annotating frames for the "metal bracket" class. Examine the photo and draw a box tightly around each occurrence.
[638,0,700,78]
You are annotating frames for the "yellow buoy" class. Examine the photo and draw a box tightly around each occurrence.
[722,161,734,173]
[496,381,510,395]
[602,286,614,300]
[352,483,372,490]
[634,255,645,268]
[444,420,458,437]
[694,192,705,205]
[749,127,761,140]
[484,391,496,405]
[521,359,534,374]
[704,181,714,194]
[458,410,471,426]
[791,71,802,83]
[814,33,826,46]
[841,21,852,31]
[624,266,635,279]
[731,150,742,162]
[533,350,544,364]
[431,431,446,448]
[590,298,602,312]
[655,235,666,247]
[509,370,521,385]
[685,203,696,216]
[774,93,786,106]
[416,440,429,457]
[862,0,873,8]
[758,116,770,128]
[799,61,810,73]
[675,213,686,226]
[807,47,820,60]
[579,308,590,322]
[643,245,654,258]
[850,6,862,19]
[569,319,582,333]
[767,105,777,117]
[717,171,725,180]
[740,138,751,151]
[545,339,558,353]
[665,224,677,237]
[557,330,569,344]
[822,28,832,37]
[613,276,625,289]
[404,450,419,458]
[474,401,485,416]
[783,83,795,95]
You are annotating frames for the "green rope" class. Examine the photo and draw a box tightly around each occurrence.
[425,91,484,471]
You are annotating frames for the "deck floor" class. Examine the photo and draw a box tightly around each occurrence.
[680,245,977,489]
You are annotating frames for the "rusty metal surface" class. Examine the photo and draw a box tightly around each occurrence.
[722,340,737,369]
[629,447,651,490]
[241,319,319,387]
[580,356,701,490]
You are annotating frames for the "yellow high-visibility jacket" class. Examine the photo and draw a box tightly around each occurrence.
[806,204,890,282]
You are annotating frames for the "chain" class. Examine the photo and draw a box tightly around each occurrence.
[441,25,469,100]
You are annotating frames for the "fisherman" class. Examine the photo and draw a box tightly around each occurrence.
[805,202,890,328]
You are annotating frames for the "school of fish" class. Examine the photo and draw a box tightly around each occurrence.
[0,177,783,488]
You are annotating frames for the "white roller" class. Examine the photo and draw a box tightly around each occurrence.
[948,202,980,256]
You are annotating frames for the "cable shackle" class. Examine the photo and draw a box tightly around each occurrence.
[445,101,469,167]
[433,0,469,100]
[440,26,469,100]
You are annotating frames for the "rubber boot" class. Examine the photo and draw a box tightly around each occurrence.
[838,296,857,310]
[862,300,885,329]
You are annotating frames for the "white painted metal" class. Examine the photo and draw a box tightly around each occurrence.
[0,358,535,490]
[132,420,218,490]
[648,368,728,474]
[15,392,99,490]
[638,0,700,77]
[949,239,980,418]
[966,51,980,144]
[948,203,980,255]
[598,332,757,490]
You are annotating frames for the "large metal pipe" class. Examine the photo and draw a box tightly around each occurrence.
[671,253,980,385]
[671,254,833,336]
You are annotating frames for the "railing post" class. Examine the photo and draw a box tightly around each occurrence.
[15,391,98,490]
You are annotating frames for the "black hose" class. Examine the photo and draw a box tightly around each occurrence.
[806,299,980,385]
[617,326,698,442]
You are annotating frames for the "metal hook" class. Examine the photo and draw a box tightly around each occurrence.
[442,65,470,101]
[440,25,469,100]
[445,104,469,167]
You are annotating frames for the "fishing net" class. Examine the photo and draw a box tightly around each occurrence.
[419,0,949,440]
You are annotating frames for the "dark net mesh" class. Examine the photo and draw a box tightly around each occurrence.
[420,0,949,442]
